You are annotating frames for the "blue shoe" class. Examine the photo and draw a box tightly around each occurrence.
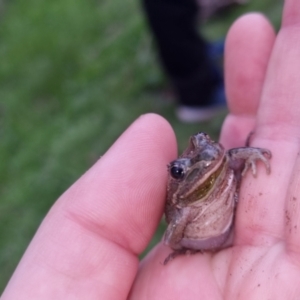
[206,39,225,60]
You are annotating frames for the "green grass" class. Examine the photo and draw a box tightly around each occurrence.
[0,0,282,292]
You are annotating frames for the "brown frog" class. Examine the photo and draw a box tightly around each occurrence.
[163,132,271,264]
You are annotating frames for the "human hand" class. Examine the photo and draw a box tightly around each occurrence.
[2,1,300,299]
[130,1,300,299]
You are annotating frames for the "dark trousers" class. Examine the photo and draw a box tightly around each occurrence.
[142,0,220,106]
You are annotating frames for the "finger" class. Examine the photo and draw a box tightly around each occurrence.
[236,0,300,249]
[2,114,177,300]
[220,13,275,148]
[271,0,300,257]
[282,0,300,27]
[257,2,300,137]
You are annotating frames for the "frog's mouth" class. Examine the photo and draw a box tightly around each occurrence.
[185,157,226,203]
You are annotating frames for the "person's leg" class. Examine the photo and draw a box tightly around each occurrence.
[142,0,222,108]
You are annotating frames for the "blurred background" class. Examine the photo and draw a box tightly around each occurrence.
[0,0,282,291]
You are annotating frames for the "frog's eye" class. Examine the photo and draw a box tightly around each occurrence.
[170,165,185,179]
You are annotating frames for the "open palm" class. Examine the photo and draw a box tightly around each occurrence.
[2,1,300,300]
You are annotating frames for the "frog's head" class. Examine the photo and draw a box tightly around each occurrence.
[166,132,226,206]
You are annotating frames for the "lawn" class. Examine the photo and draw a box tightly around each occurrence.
[0,0,282,292]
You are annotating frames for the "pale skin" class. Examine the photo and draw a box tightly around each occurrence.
[2,1,300,299]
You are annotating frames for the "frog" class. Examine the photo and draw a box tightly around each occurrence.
[163,132,271,264]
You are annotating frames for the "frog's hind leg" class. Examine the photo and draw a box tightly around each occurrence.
[163,249,202,265]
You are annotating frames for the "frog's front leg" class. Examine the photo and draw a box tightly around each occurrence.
[228,147,272,177]
[163,207,193,264]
